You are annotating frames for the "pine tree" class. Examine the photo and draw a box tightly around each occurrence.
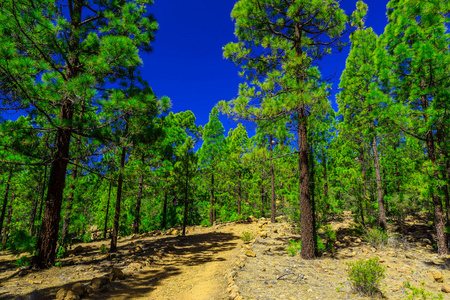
[220,0,360,259]
[376,0,450,255]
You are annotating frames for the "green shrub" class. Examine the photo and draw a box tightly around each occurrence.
[349,222,364,236]
[7,230,36,254]
[403,281,443,300]
[365,227,388,249]
[286,240,301,256]
[241,231,254,243]
[56,246,66,259]
[99,245,108,254]
[347,257,385,297]
[15,255,30,268]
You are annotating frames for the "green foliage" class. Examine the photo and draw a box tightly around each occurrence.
[347,257,385,297]
[403,281,443,300]
[99,245,108,254]
[364,227,389,249]
[286,240,301,256]
[14,255,30,268]
[241,231,254,243]
[349,223,364,236]
[56,246,66,259]
[6,230,36,254]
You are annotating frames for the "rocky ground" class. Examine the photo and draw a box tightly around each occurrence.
[1,212,450,299]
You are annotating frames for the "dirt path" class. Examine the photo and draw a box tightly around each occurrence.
[0,223,255,300]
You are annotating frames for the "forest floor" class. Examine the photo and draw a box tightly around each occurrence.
[1,212,450,300]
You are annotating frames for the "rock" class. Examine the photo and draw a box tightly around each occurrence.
[260,231,268,238]
[423,238,432,244]
[171,229,179,235]
[227,277,235,285]
[229,292,240,300]
[426,272,435,282]
[247,215,256,223]
[128,262,143,271]
[388,251,397,257]
[73,245,84,254]
[91,276,110,290]
[135,246,143,252]
[227,285,239,294]
[362,248,369,254]
[355,238,361,243]
[433,271,444,282]
[405,253,414,259]
[273,228,278,233]
[71,283,86,297]
[245,250,256,257]
[64,291,80,300]
[346,251,357,257]
[442,285,450,293]
[110,267,126,281]
[56,288,70,300]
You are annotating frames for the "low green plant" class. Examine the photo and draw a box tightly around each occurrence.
[7,230,36,254]
[316,236,326,253]
[364,227,388,249]
[286,240,301,256]
[99,245,108,254]
[349,222,364,236]
[347,257,385,297]
[240,231,254,243]
[15,255,30,268]
[403,281,443,300]
[324,225,337,252]
[55,261,62,268]
[200,220,211,227]
[56,246,66,259]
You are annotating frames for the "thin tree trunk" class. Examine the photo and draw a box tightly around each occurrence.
[260,181,265,218]
[298,106,314,259]
[162,188,168,229]
[182,166,189,236]
[110,145,127,253]
[309,145,317,255]
[29,184,40,236]
[133,174,144,234]
[60,162,78,245]
[372,136,387,230]
[0,169,13,236]
[359,148,366,227]
[270,137,276,223]
[237,171,242,215]
[2,193,14,248]
[323,154,329,215]
[209,173,214,225]
[103,180,112,239]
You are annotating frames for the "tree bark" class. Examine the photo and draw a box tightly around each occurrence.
[358,148,366,227]
[110,145,127,253]
[35,164,48,238]
[209,173,214,225]
[298,106,314,259]
[372,136,387,230]
[182,166,189,236]
[60,161,78,245]
[237,171,242,216]
[162,188,168,229]
[133,174,144,234]
[29,183,40,236]
[1,193,14,248]
[0,168,13,237]
[103,180,112,239]
[270,137,276,223]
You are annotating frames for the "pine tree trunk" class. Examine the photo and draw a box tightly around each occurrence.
[270,137,276,223]
[29,184,40,236]
[309,145,318,255]
[133,174,144,234]
[162,188,168,229]
[182,167,189,236]
[358,148,366,227]
[103,181,112,239]
[34,124,72,268]
[298,106,314,259]
[1,193,14,248]
[110,145,127,253]
[0,168,13,237]
[209,173,214,225]
[61,162,78,245]
[323,155,330,214]
[372,136,387,230]
[238,171,242,216]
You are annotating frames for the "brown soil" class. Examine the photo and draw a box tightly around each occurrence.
[1,213,450,300]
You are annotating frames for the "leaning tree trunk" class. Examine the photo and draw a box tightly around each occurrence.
[298,106,314,259]
[133,174,144,234]
[0,168,13,236]
[1,193,14,248]
[110,145,127,253]
[103,181,112,239]
[372,136,387,231]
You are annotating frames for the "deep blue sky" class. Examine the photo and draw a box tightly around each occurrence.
[143,0,391,131]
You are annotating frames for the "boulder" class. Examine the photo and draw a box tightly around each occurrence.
[244,250,256,257]
[91,276,110,290]
[433,271,444,283]
[71,283,86,297]
[73,246,84,254]
[442,285,450,293]
[56,288,70,300]
[110,267,125,281]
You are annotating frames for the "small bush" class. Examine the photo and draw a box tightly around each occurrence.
[365,227,388,249]
[240,231,254,243]
[286,240,301,256]
[99,245,108,254]
[347,257,385,297]
[404,281,443,300]
[15,255,30,268]
[349,223,364,236]
[7,230,36,254]
[56,246,66,259]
